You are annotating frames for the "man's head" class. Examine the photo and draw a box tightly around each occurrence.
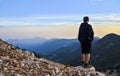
[83,16,89,23]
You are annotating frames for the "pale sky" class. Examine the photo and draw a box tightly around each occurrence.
[0,0,120,40]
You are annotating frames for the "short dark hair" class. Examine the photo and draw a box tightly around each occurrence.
[83,16,89,22]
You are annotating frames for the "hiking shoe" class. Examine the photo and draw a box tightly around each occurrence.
[82,64,85,68]
[84,64,92,68]
[81,61,85,67]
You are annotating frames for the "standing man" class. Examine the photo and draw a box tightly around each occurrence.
[78,16,94,68]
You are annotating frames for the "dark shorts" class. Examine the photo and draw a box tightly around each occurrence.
[80,41,92,54]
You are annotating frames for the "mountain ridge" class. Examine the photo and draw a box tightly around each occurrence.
[91,33,120,71]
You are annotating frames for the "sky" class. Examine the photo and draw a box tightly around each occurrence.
[0,0,120,40]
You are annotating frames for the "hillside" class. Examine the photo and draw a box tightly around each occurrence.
[41,42,81,66]
[91,33,120,70]
[0,39,104,76]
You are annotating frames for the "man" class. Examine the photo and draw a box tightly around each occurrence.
[78,16,94,68]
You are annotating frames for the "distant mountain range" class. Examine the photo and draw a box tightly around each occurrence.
[7,37,46,52]
[6,33,120,71]
[40,40,81,65]
[6,37,99,65]
[40,37,100,66]
[7,37,81,53]
[37,38,79,53]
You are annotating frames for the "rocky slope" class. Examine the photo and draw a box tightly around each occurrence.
[0,39,105,76]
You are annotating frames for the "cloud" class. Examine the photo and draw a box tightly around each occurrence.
[92,14,120,20]
[0,13,120,27]
[0,13,120,39]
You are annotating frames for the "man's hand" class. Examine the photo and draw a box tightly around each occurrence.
[88,37,91,40]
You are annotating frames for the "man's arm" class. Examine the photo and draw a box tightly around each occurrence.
[88,25,94,41]
[78,26,81,41]
[78,23,83,41]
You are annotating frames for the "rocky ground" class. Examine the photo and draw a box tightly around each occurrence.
[0,39,105,76]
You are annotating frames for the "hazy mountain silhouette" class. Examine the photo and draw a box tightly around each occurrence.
[40,37,100,66]
[91,33,120,70]
[39,38,79,53]
[7,38,79,53]
[7,37,46,52]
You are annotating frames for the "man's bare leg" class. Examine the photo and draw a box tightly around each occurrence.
[81,54,85,61]
[85,54,90,64]
[81,54,85,66]
[84,53,92,68]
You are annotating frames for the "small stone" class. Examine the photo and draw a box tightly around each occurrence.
[21,62,25,67]
[31,53,35,58]
[0,73,5,76]
[14,73,22,76]
[4,67,7,71]
[0,59,3,63]
[55,67,59,73]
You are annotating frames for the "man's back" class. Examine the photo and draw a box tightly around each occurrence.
[78,23,94,42]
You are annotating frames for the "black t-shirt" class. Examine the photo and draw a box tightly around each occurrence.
[78,23,94,42]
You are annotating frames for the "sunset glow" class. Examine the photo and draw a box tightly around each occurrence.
[0,0,120,40]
